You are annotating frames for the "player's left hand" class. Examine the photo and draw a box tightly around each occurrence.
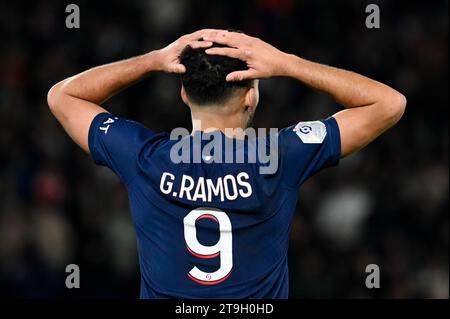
[154,30,214,74]
[203,30,288,81]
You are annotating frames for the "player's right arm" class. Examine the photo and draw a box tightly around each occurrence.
[204,30,406,158]
[47,30,213,153]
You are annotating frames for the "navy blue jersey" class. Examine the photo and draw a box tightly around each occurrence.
[88,112,341,298]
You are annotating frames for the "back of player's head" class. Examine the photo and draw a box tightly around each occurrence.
[180,38,252,106]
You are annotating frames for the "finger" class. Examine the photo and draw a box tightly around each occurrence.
[205,47,245,59]
[188,40,213,49]
[203,30,244,47]
[187,29,223,41]
[201,29,222,41]
[226,70,258,82]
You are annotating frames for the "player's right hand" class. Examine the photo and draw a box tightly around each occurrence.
[154,29,215,74]
[203,30,289,81]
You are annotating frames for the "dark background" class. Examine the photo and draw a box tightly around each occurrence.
[0,0,448,298]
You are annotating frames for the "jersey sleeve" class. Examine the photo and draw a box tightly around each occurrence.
[88,112,155,184]
[279,116,341,188]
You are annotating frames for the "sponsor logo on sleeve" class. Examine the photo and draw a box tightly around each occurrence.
[293,121,327,144]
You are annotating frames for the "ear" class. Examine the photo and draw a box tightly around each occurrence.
[181,86,190,107]
[244,87,258,112]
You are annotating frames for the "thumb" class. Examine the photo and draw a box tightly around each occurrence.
[171,63,186,74]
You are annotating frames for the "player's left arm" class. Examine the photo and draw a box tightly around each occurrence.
[203,30,406,158]
[47,30,213,152]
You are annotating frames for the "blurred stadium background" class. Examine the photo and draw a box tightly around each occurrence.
[0,0,448,298]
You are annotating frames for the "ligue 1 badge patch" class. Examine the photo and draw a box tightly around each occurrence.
[293,121,327,144]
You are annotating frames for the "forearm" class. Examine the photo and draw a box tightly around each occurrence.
[53,51,161,105]
[47,51,163,153]
[281,54,404,109]
[280,53,406,157]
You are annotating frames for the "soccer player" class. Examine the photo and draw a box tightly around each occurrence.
[47,29,406,298]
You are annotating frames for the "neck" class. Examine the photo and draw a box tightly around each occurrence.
[191,106,249,139]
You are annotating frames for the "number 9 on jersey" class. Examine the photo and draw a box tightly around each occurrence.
[183,208,233,285]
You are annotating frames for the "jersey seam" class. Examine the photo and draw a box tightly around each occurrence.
[124,170,141,187]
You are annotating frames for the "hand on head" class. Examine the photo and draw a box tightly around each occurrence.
[156,29,287,81]
[155,29,215,74]
[202,30,287,81]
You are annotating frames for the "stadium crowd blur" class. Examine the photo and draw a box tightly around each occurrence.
[0,0,448,298]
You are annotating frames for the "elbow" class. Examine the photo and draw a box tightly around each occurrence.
[47,82,64,113]
[393,92,407,119]
[382,91,407,126]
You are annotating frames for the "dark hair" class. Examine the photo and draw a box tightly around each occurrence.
[180,43,252,105]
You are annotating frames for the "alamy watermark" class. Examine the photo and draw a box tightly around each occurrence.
[65,264,80,289]
[65,4,80,29]
[365,264,380,289]
[365,4,380,29]
[169,120,279,175]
